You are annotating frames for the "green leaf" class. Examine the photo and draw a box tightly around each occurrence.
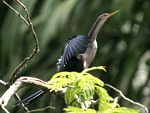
[46,66,141,113]
[47,66,106,108]
[51,72,78,80]
[96,86,117,112]
[81,66,106,74]
[64,106,97,113]
[65,86,82,104]
[96,86,111,103]
[46,72,78,92]
[102,107,140,113]
[83,74,104,87]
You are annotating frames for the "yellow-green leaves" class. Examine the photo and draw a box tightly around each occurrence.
[64,106,97,113]
[46,72,78,92]
[81,66,106,74]
[46,66,140,113]
[64,107,139,113]
[46,66,105,108]
[102,107,140,113]
[96,86,117,112]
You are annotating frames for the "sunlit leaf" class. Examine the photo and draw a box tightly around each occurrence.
[64,106,97,113]
[47,66,105,108]
[103,107,140,113]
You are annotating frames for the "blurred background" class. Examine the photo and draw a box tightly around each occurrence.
[0,0,150,113]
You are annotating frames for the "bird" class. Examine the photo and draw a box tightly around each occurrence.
[14,10,119,107]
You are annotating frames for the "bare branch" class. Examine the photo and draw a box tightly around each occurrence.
[16,0,39,54]
[0,80,29,112]
[3,0,40,84]
[105,83,149,113]
[112,97,119,108]
[0,77,66,107]
[1,0,41,112]
[3,0,29,26]
[0,79,7,87]
[27,106,55,113]
[13,94,30,112]
[0,77,46,107]
[27,95,56,112]
[1,105,10,113]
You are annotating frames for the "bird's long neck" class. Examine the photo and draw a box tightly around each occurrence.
[88,16,106,42]
[82,16,107,69]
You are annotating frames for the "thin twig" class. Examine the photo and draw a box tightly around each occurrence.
[26,106,55,113]
[2,0,40,112]
[16,0,39,53]
[3,0,40,84]
[1,105,10,113]
[112,96,119,108]
[13,94,30,112]
[105,83,149,113]
[3,0,29,26]
[0,79,7,86]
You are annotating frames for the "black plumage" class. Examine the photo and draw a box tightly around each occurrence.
[57,35,90,72]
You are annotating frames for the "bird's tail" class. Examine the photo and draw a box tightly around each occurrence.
[13,90,45,107]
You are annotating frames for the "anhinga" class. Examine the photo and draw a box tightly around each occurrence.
[14,10,119,107]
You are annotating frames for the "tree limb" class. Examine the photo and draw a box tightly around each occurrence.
[0,77,66,107]
[3,0,40,85]
[0,79,7,87]
[3,0,29,26]
[0,79,29,112]
[1,0,41,112]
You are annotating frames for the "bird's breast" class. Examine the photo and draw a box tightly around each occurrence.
[81,40,98,69]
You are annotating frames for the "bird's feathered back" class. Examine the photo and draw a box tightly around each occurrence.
[57,35,90,72]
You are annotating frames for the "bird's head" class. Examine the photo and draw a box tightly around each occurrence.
[100,10,119,20]
[88,10,119,43]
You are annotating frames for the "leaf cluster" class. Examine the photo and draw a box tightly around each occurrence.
[46,66,140,113]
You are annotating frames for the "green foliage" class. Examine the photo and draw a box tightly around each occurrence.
[101,107,140,113]
[47,66,105,108]
[96,86,118,112]
[1,0,150,112]
[64,106,139,113]
[64,106,96,113]
[46,66,140,113]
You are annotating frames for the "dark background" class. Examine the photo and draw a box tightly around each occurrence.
[0,0,150,113]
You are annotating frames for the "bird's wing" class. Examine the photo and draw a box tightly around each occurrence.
[57,35,90,72]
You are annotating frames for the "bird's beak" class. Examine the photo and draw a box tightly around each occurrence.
[107,10,119,18]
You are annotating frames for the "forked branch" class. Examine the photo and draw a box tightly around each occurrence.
[3,0,40,85]
[105,83,149,113]
[1,0,40,112]
[0,76,65,107]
